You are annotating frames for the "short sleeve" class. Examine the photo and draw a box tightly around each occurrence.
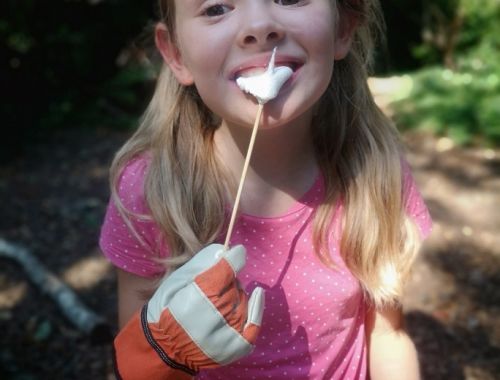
[99,156,169,277]
[402,161,433,240]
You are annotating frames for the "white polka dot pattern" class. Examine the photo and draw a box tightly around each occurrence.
[99,155,168,277]
[99,157,432,378]
[197,183,368,380]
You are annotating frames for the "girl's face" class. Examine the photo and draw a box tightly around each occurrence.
[157,0,354,129]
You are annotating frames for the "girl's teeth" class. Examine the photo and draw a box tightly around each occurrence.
[236,48,294,104]
[238,67,267,78]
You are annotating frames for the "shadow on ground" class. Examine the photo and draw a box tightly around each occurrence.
[0,128,499,379]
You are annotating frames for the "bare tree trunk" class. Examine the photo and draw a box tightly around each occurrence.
[443,10,465,70]
[425,3,464,70]
[0,238,111,344]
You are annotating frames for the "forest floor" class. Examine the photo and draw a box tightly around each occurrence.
[0,119,499,378]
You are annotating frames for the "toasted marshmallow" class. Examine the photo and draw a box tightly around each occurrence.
[236,48,293,104]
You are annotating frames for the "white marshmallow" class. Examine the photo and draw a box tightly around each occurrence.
[236,48,293,104]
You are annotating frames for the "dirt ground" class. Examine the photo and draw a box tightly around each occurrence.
[0,125,499,379]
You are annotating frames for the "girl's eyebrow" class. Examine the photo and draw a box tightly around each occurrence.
[184,0,207,11]
[174,0,200,14]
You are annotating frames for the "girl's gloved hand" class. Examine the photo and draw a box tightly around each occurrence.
[113,244,265,380]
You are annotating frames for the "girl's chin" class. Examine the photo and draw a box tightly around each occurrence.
[226,112,305,132]
[219,90,314,129]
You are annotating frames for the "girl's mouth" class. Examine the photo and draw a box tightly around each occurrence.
[231,59,304,81]
[232,61,302,81]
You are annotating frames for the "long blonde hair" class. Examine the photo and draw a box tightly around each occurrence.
[110,0,421,307]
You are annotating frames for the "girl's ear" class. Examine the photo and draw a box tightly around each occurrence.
[333,8,359,61]
[155,23,194,86]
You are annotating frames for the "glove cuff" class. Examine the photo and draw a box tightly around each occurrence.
[140,304,197,376]
[113,304,196,380]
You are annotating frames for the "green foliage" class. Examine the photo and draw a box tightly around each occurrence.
[388,0,500,147]
[1,0,155,161]
[2,0,499,157]
[392,63,500,146]
[378,0,500,73]
[412,0,500,67]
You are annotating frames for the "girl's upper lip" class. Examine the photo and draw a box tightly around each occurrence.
[230,53,304,80]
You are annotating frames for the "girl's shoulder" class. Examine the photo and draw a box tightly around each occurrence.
[100,152,168,277]
[115,153,152,212]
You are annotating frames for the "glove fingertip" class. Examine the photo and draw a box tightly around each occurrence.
[223,245,247,274]
[241,323,261,346]
[246,287,265,327]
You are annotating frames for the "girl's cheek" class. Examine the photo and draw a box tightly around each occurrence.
[177,22,237,72]
[286,9,336,54]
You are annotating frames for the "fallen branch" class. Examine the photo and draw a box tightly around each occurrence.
[0,238,111,343]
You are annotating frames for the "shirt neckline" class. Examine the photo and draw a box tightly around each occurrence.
[238,174,325,222]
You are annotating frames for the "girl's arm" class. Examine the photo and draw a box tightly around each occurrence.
[366,304,421,380]
[117,268,159,328]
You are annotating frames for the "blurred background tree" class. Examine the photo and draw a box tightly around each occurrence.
[1,0,499,163]
[0,0,155,162]
[382,0,500,146]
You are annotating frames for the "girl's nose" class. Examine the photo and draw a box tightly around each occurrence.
[237,9,285,48]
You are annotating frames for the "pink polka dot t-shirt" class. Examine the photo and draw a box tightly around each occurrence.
[99,156,432,380]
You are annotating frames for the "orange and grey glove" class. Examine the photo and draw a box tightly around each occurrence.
[113,244,265,380]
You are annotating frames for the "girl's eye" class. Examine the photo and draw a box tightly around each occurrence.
[203,4,232,17]
[274,0,301,5]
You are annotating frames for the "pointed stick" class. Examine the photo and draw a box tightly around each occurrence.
[0,238,111,343]
[223,103,264,250]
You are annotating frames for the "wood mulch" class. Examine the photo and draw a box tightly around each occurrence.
[0,127,499,379]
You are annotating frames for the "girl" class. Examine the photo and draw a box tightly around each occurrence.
[100,0,432,379]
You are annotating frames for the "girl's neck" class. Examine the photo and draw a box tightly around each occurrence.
[214,110,318,217]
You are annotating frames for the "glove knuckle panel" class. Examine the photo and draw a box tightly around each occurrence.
[195,259,234,296]
[168,282,253,364]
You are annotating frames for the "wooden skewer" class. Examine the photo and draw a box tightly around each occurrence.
[223,103,264,250]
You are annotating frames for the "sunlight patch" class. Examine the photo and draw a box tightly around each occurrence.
[0,282,27,309]
[63,255,111,290]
